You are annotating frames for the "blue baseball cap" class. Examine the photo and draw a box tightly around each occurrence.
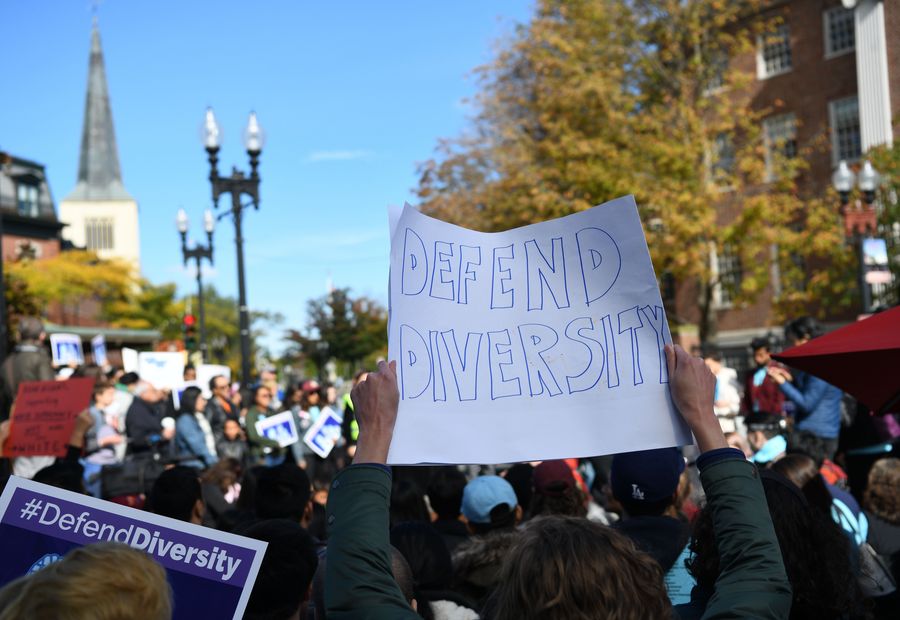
[461,476,518,524]
[611,447,685,505]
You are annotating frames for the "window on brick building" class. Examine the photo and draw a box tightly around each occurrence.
[85,217,115,251]
[703,52,728,93]
[829,96,861,165]
[708,133,735,186]
[16,183,39,217]
[757,24,792,79]
[711,243,742,307]
[762,113,797,181]
[824,7,855,57]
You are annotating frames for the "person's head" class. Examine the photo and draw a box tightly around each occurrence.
[33,461,86,494]
[390,478,429,528]
[133,381,163,404]
[147,466,204,524]
[209,374,231,401]
[0,542,172,620]
[390,521,453,592]
[72,364,104,384]
[750,336,772,366]
[223,417,242,441]
[183,364,196,382]
[702,349,722,375]
[769,453,834,520]
[200,458,241,493]
[503,463,535,512]
[260,368,277,385]
[744,411,786,453]
[16,317,44,343]
[255,462,313,525]
[92,380,116,409]
[426,466,467,521]
[530,460,587,519]
[282,383,301,408]
[610,447,684,517]
[786,433,832,468]
[390,546,418,611]
[485,516,670,620]
[864,458,900,525]
[461,475,522,535]
[689,470,863,619]
[179,386,207,416]
[784,316,823,346]
[253,385,273,410]
[119,372,139,389]
[240,519,318,620]
[106,367,125,383]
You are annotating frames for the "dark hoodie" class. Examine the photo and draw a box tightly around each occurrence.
[613,514,691,572]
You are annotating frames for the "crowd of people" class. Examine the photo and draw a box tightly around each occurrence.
[0,315,897,619]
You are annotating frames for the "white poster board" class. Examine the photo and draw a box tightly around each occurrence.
[302,407,343,458]
[91,334,108,367]
[49,334,84,366]
[122,348,139,373]
[197,364,232,399]
[254,411,299,448]
[138,352,185,391]
[386,196,690,464]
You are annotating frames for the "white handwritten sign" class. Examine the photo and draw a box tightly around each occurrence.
[386,196,690,464]
[138,352,185,391]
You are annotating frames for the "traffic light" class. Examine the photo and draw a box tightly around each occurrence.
[183,314,197,352]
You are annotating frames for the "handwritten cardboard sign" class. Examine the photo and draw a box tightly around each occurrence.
[303,407,343,458]
[139,352,185,391]
[4,379,95,457]
[0,477,267,620]
[49,334,84,366]
[386,196,691,464]
[254,411,299,448]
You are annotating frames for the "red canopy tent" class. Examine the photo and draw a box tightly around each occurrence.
[772,306,900,414]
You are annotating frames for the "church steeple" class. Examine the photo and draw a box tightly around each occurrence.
[65,21,132,201]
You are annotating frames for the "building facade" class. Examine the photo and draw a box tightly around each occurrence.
[0,154,64,263]
[58,23,140,269]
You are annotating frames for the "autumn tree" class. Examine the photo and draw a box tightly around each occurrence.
[284,288,387,378]
[416,0,855,343]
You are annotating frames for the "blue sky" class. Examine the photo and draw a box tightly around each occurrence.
[0,0,533,353]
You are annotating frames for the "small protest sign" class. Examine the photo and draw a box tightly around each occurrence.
[122,347,139,373]
[0,477,266,620]
[197,364,232,398]
[91,335,108,367]
[4,379,94,458]
[303,407,343,458]
[254,411,299,448]
[49,334,84,366]
[139,352,185,391]
[387,196,690,464]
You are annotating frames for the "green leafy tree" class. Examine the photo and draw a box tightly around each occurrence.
[284,288,387,378]
[416,0,855,343]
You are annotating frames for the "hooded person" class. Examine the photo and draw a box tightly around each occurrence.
[451,476,522,610]
[610,447,690,573]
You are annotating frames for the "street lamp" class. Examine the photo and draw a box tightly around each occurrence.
[832,159,881,313]
[177,208,215,361]
[202,107,263,384]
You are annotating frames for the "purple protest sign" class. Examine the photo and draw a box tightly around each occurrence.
[0,477,266,619]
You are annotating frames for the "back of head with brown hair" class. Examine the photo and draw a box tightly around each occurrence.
[0,542,171,620]
[485,515,670,620]
[864,458,900,525]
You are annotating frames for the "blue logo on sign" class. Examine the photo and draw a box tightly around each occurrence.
[28,553,61,574]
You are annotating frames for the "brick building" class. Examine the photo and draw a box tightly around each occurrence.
[676,0,899,368]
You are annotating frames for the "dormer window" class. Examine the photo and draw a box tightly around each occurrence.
[16,183,39,217]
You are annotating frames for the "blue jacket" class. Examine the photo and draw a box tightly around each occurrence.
[779,371,843,439]
[175,412,218,469]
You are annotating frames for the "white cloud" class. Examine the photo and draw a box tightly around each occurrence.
[305,149,373,163]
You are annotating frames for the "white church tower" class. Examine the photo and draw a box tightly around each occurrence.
[59,22,140,269]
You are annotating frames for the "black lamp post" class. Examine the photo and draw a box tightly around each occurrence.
[177,208,215,361]
[202,107,263,384]
[832,159,881,314]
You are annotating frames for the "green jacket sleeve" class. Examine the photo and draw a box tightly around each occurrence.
[244,407,281,450]
[700,459,792,619]
[325,465,418,620]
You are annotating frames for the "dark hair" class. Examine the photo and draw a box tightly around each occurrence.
[486,516,670,620]
[252,384,271,402]
[786,433,831,468]
[390,546,417,604]
[784,316,823,343]
[119,372,139,386]
[179,386,204,416]
[468,503,518,536]
[147,467,201,522]
[240,519,318,620]
[92,380,114,400]
[72,364,104,384]
[427,467,467,520]
[307,502,328,542]
[282,383,301,408]
[390,479,429,528]
[750,336,770,352]
[864,458,900,524]
[33,461,85,494]
[530,485,588,519]
[200,458,241,492]
[208,374,227,392]
[184,364,195,374]
[503,464,534,512]
[390,522,453,591]
[255,462,311,522]
[688,471,864,618]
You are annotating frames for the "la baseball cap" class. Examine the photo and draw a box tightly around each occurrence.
[611,447,685,505]
[461,476,518,524]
